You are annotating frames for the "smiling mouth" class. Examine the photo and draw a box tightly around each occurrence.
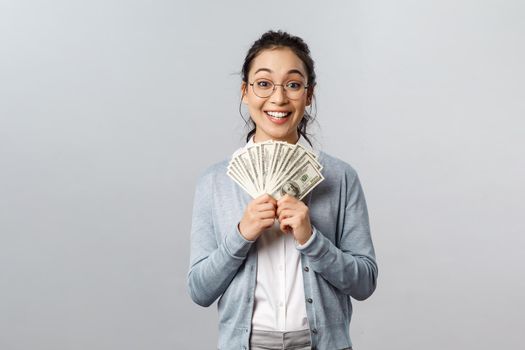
[265,111,291,119]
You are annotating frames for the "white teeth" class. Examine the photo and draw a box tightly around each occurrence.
[266,111,290,118]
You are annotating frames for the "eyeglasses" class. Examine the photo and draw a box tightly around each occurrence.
[248,78,309,100]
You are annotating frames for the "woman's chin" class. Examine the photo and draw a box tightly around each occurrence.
[258,131,298,143]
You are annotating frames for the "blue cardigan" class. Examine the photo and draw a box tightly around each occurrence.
[187,151,378,350]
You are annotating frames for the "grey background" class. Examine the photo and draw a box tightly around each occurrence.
[1,1,524,349]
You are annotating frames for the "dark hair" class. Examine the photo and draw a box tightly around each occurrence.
[240,30,317,145]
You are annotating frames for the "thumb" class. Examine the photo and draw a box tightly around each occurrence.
[280,222,292,234]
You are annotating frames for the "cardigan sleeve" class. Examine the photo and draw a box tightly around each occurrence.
[297,170,378,300]
[187,170,255,307]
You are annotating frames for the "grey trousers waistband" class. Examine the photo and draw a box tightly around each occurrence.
[249,329,311,350]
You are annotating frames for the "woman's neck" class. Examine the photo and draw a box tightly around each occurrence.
[253,133,300,144]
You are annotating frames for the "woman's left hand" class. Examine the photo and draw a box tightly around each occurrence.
[276,194,313,245]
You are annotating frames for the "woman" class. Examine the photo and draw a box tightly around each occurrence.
[188,30,377,350]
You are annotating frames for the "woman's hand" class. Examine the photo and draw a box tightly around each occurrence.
[276,194,313,245]
[238,194,277,241]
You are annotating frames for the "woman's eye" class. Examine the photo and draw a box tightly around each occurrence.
[256,80,272,89]
[286,82,302,90]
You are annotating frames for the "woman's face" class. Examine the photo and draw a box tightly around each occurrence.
[242,47,312,144]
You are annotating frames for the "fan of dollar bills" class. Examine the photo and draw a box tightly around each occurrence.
[227,140,324,200]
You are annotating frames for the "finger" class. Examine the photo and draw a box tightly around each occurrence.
[276,204,286,217]
[278,209,293,222]
[277,194,298,206]
[276,194,289,206]
[277,196,301,210]
[255,202,277,213]
[265,195,277,206]
[260,218,276,229]
[253,193,272,204]
[255,193,277,204]
[279,217,293,233]
[258,210,277,220]
[277,201,300,216]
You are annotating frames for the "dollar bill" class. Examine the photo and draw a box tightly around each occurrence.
[271,155,324,200]
[227,140,324,199]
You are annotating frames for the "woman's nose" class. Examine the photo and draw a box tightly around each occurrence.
[270,85,288,104]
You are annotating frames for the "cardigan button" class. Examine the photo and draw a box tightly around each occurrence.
[304,266,309,272]
[307,298,313,303]
[312,328,318,334]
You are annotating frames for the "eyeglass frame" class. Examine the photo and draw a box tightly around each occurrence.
[248,78,310,100]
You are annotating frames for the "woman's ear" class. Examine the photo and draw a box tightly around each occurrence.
[241,82,248,104]
[306,85,314,106]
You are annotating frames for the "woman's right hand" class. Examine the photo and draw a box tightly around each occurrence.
[238,194,277,241]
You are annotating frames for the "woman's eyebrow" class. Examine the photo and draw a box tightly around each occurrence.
[254,68,305,78]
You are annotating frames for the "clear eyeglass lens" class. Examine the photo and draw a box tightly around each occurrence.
[252,79,305,99]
